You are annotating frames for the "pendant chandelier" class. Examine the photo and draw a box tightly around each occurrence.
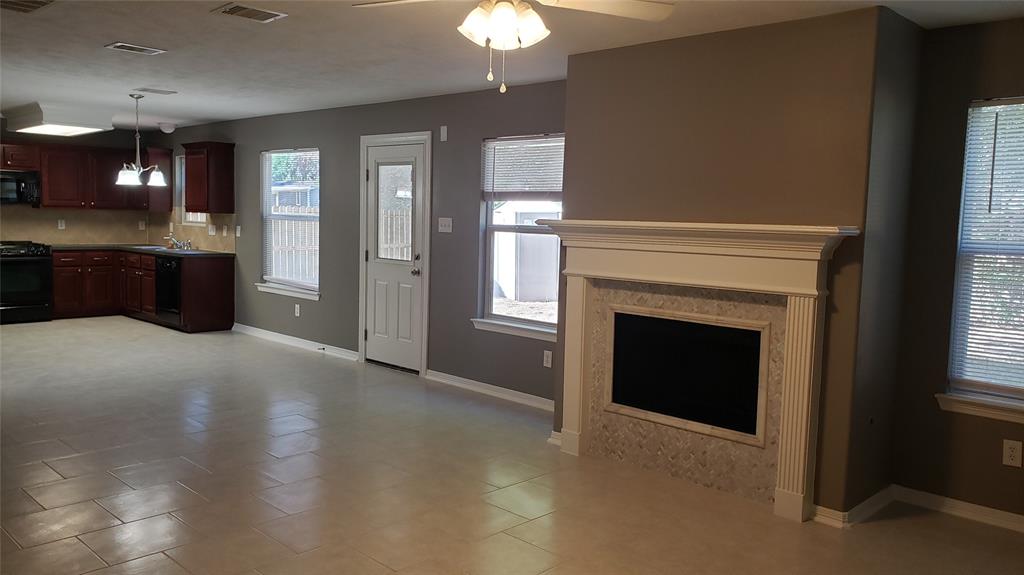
[116,94,167,187]
[457,0,550,93]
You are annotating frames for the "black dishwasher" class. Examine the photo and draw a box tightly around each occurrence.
[155,256,181,324]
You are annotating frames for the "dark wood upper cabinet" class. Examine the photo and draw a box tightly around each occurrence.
[2,144,40,170]
[41,147,88,208]
[183,142,234,214]
[89,148,133,209]
[142,147,173,213]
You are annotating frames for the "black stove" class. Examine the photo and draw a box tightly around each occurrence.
[1,241,53,324]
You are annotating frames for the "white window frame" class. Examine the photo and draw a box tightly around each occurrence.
[254,148,321,301]
[174,155,207,227]
[473,134,563,342]
[940,97,1024,422]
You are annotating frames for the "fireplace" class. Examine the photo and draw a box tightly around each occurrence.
[542,219,857,521]
[610,308,768,443]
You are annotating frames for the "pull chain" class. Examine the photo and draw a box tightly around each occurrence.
[499,49,507,93]
[487,46,494,82]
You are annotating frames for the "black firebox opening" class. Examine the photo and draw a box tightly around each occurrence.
[611,312,761,436]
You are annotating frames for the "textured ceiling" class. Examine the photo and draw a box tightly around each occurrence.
[2,0,1022,129]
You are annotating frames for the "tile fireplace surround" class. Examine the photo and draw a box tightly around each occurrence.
[542,220,858,522]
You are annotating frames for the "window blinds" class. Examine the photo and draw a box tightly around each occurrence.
[483,135,565,201]
[261,149,320,290]
[949,101,1024,398]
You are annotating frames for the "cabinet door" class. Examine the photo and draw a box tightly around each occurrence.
[125,269,141,312]
[53,266,84,318]
[90,149,132,209]
[84,266,116,314]
[184,149,208,213]
[41,148,87,207]
[141,270,156,315]
[144,147,173,212]
[3,144,40,170]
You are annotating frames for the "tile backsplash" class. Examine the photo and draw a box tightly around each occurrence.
[148,210,236,253]
[0,205,150,245]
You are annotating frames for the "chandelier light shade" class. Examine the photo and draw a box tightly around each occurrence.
[116,94,168,187]
[457,0,550,92]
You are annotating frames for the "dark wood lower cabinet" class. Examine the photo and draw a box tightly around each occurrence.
[53,266,84,318]
[140,270,156,315]
[84,266,116,314]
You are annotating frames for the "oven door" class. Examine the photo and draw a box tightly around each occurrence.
[0,256,53,324]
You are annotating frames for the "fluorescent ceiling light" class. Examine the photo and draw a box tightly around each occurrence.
[4,102,113,137]
[16,124,106,136]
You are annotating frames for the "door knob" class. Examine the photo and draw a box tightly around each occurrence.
[411,268,421,276]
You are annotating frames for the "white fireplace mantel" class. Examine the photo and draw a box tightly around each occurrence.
[542,219,859,522]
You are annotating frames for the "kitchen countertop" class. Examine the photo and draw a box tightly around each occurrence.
[51,244,235,258]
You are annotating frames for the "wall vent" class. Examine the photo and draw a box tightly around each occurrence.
[104,42,166,56]
[0,0,54,13]
[134,87,178,96]
[214,2,288,23]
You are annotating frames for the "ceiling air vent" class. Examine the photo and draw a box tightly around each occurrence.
[105,42,166,56]
[0,0,54,13]
[214,2,288,23]
[134,87,178,96]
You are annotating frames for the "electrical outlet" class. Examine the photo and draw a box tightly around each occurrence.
[438,217,453,233]
[1004,439,1022,468]
[440,125,448,142]
[236,225,242,237]
[169,222,174,232]
[222,225,228,237]
[543,350,552,368]
[208,224,216,236]
[138,220,146,231]
[294,303,301,318]
[57,219,65,230]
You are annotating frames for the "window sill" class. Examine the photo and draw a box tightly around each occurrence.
[255,282,320,301]
[935,391,1024,425]
[471,317,557,342]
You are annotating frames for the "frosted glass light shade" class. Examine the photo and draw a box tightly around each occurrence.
[116,166,142,186]
[457,4,491,47]
[488,1,520,50]
[516,4,549,48]
[147,167,167,187]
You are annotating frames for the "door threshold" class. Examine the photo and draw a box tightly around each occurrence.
[366,358,419,374]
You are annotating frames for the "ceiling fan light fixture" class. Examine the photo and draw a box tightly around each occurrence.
[457,3,491,47]
[487,1,520,50]
[516,2,549,48]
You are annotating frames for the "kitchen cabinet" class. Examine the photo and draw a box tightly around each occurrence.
[52,251,117,317]
[41,147,88,207]
[89,148,133,209]
[183,142,234,213]
[2,144,40,170]
[140,270,156,315]
[52,266,84,318]
[142,147,173,212]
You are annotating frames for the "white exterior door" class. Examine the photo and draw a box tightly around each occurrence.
[365,143,425,371]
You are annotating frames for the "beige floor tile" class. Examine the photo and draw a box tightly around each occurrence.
[2,488,44,518]
[255,452,327,484]
[24,473,132,509]
[84,552,190,575]
[266,415,319,436]
[179,444,279,473]
[263,432,322,458]
[109,457,211,489]
[483,482,558,520]
[96,482,208,523]
[415,500,529,542]
[456,532,559,575]
[256,477,340,514]
[2,440,77,466]
[257,543,392,575]
[456,456,548,489]
[0,536,106,575]
[43,446,143,478]
[165,527,296,575]
[176,469,282,502]
[349,519,472,571]
[2,527,21,554]
[256,507,375,553]
[2,461,63,488]
[171,496,286,535]
[3,500,121,548]
[79,514,197,565]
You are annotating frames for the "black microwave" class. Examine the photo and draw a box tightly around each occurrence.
[0,171,41,206]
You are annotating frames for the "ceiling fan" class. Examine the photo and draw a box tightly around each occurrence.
[353,0,675,92]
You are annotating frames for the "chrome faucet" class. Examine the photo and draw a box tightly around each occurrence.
[162,233,192,250]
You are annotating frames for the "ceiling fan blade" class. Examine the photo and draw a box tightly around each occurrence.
[352,0,436,8]
[536,0,674,22]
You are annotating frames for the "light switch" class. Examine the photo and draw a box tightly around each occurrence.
[222,225,228,237]
[236,225,242,237]
[169,222,174,232]
[440,125,448,142]
[208,224,216,236]
[57,219,66,230]
[438,217,453,233]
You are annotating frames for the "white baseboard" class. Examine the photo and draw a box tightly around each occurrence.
[812,484,1023,533]
[890,485,1024,534]
[232,323,359,361]
[422,370,554,413]
[812,485,894,528]
[547,431,562,446]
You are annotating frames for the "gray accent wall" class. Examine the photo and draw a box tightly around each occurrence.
[163,81,566,400]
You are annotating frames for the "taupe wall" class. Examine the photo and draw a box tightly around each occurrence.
[560,9,883,510]
[162,82,566,399]
[843,9,922,509]
[895,18,1024,515]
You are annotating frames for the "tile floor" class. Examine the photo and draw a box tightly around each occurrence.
[1,316,1022,574]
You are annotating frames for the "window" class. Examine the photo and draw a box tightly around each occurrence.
[482,135,564,329]
[259,149,320,296]
[949,100,1024,401]
[174,155,207,226]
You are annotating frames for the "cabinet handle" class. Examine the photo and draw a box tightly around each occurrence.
[60,258,74,262]
[87,268,92,272]
[77,268,81,272]
[90,201,94,206]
